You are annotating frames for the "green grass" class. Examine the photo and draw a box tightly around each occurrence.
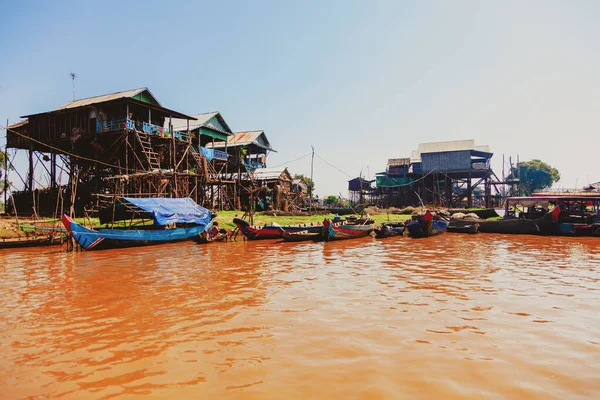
[215,211,410,229]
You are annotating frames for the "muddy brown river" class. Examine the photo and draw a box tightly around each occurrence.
[1,234,599,399]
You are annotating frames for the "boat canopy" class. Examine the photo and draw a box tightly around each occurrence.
[99,197,212,226]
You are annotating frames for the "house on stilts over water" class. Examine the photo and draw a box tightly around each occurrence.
[5,87,307,215]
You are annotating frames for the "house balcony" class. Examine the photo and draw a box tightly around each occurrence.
[244,160,266,170]
[96,118,190,142]
[199,147,229,161]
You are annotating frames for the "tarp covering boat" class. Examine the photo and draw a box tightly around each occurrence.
[122,197,212,226]
[99,197,212,226]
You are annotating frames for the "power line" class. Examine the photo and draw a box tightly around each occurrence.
[314,152,353,178]
[269,152,312,169]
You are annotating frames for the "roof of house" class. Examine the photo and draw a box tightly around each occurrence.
[55,87,161,110]
[387,158,410,166]
[410,140,492,163]
[7,119,29,129]
[207,130,275,151]
[219,167,291,181]
[252,167,291,181]
[20,87,196,120]
[170,111,232,134]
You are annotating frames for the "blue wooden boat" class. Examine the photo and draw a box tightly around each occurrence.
[62,197,213,250]
[405,211,448,238]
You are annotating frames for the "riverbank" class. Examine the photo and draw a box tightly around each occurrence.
[0,210,413,239]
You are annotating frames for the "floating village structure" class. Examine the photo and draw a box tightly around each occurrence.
[4,88,298,217]
[350,139,500,208]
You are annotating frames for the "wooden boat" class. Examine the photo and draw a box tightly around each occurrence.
[233,218,322,240]
[0,235,65,249]
[282,230,322,242]
[321,217,374,241]
[405,211,449,238]
[62,197,213,250]
[463,196,600,236]
[328,205,365,216]
[473,218,545,234]
[193,230,228,243]
[374,222,405,238]
[447,222,479,234]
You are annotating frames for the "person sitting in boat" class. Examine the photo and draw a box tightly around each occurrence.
[209,222,221,239]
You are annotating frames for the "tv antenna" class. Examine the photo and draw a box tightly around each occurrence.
[70,73,76,101]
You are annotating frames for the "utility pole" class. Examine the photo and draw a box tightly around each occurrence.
[309,145,314,213]
[70,73,76,101]
[3,119,7,213]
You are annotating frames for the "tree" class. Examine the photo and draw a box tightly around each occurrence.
[324,195,339,206]
[293,174,315,194]
[508,159,560,193]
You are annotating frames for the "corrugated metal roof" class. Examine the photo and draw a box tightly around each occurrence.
[20,87,197,120]
[7,119,28,129]
[171,112,218,131]
[418,140,475,154]
[409,140,490,162]
[170,112,231,135]
[219,167,291,181]
[55,88,158,110]
[252,167,291,180]
[388,158,410,166]
[207,130,275,151]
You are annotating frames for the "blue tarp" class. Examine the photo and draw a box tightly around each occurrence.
[123,197,212,226]
[201,147,214,161]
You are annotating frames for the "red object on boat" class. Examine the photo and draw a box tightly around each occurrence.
[424,210,433,223]
[551,206,561,222]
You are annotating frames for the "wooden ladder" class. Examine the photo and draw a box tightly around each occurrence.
[136,132,161,171]
[189,145,204,169]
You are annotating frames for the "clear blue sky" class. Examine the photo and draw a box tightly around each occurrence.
[1,0,599,196]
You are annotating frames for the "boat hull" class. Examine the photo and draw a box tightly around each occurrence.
[450,213,554,235]
[446,223,479,234]
[322,219,374,241]
[233,218,322,240]
[406,219,448,238]
[282,230,323,242]
[0,235,65,249]
[62,215,208,250]
[374,223,405,238]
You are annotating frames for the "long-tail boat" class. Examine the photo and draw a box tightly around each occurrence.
[233,218,322,240]
[321,217,374,241]
[374,222,405,238]
[405,210,448,238]
[62,197,213,250]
